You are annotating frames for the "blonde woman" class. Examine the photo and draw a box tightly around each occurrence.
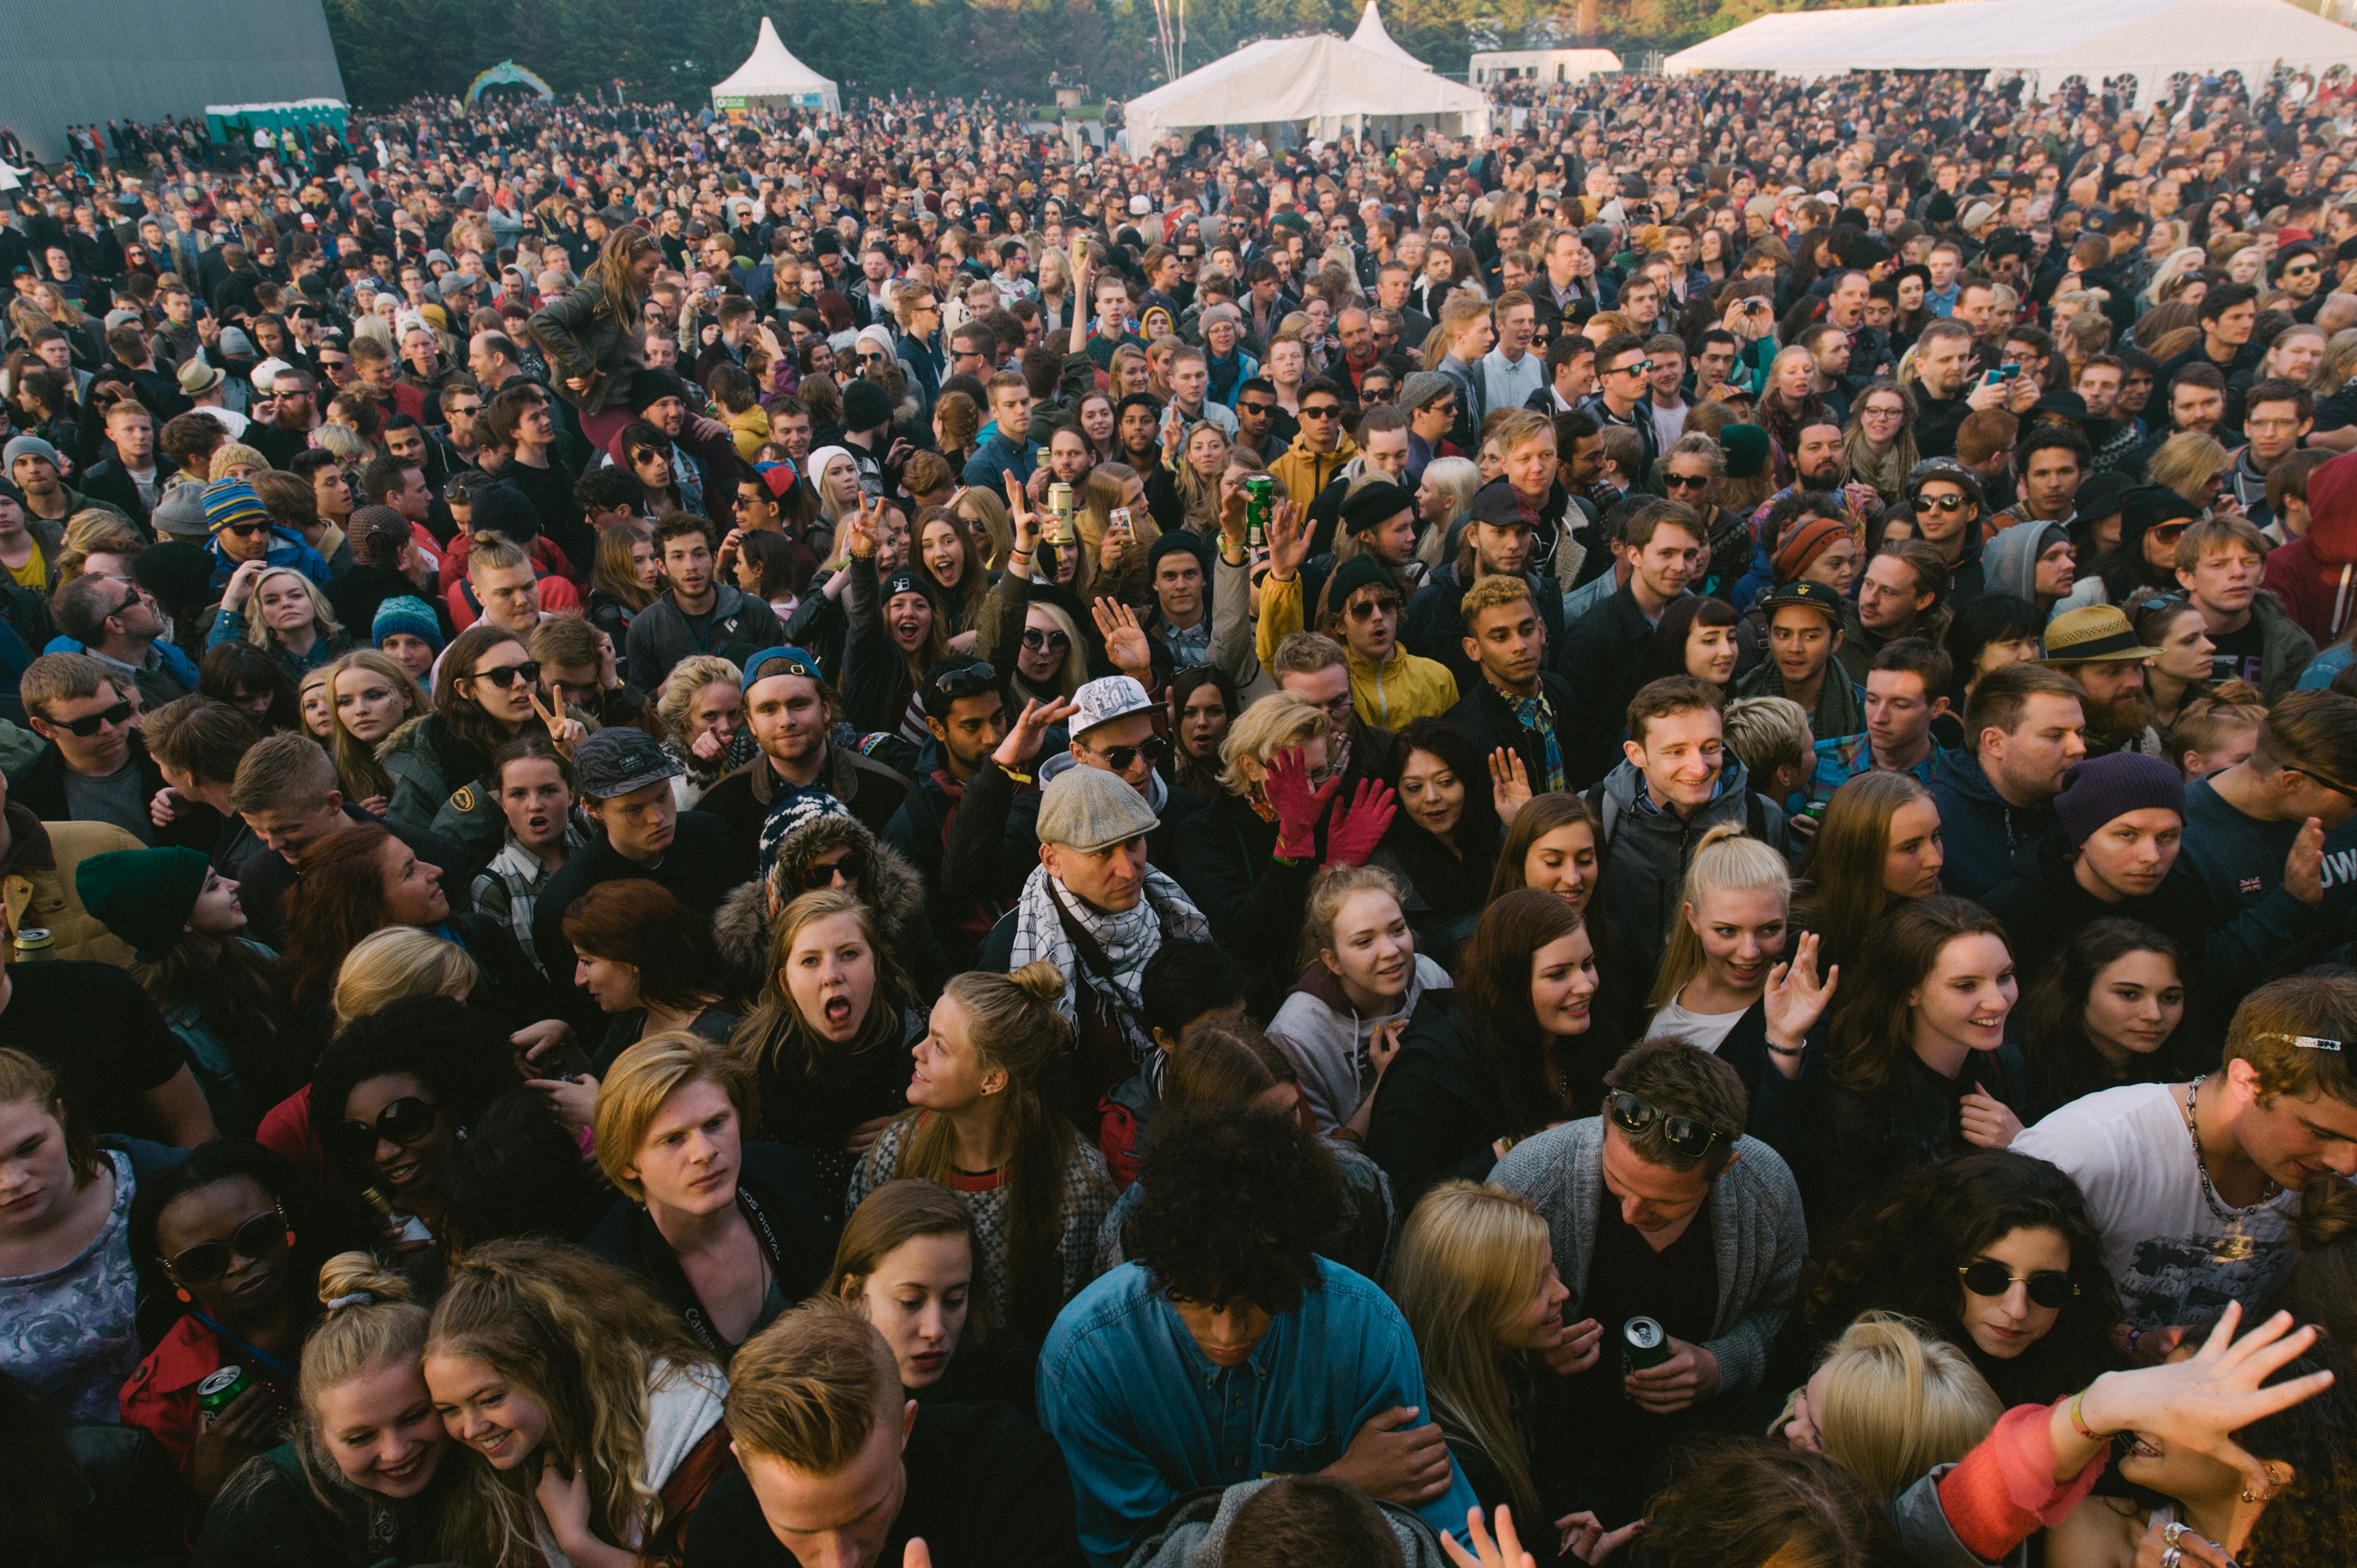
[2149,431,2232,513]
[332,926,479,1029]
[652,654,750,809]
[849,962,1114,1341]
[212,563,350,680]
[1779,1310,2002,1500]
[1414,456,1483,576]
[325,649,427,814]
[1391,1181,1618,1550]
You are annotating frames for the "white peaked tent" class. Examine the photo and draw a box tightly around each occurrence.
[710,17,840,114]
[1664,0,2357,96]
[1350,1,1432,70]
[1122,32,1489,155]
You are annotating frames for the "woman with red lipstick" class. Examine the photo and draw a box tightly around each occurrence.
[123,1141,341,1501]
[193,1253,462,1566]
[1806,1149,2123,1409]
[849,962,1114,1343]
[585,1033,833,1357]
[1807,897,2030,1236]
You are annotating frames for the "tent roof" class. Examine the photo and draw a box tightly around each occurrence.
[1349,2,1431,69]
[710,16,835,96]
[1126,31,1484,132]
[1665,0,2357,87]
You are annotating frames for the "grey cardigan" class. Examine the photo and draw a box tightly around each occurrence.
[1488,1117,1806,1396]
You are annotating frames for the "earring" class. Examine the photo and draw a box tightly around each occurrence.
[174,1286,192,1303]
[284,1229,298,1250]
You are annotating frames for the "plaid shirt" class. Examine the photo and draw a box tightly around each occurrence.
[471,822,593,976]
[1802,734,1945,818]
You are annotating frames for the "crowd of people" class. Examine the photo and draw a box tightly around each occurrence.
[6,54,2357,1568]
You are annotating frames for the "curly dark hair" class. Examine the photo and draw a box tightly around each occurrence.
[308,995,519,1162]
[1641,1440,1908,1568]
[1806,1149,2121,1407]
[1127,1104,1343,1314]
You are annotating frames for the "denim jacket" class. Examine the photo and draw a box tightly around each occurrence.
[1038,1257,1476,1566]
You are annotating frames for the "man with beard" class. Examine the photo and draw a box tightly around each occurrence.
[2035,606,2162,758]
[702,645,910,853]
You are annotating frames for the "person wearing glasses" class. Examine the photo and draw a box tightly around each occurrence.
[1038,674,1200,870]
[2220,378,2315,538]
[1581,333,1662,482]
[121,1140,332,1501]
[1489,1037,1803,1521]
[50,570,192,710]
[1804,1150,2120,1412]
[10,653,184,850]
[1266,379,1358,516]
[199,477,332,595]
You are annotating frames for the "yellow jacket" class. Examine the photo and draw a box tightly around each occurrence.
[3,815,145,968]
[1267,430,1358,508]
[1255,572,1461,731]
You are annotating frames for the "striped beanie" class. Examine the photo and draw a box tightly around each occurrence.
[201,479,270,535]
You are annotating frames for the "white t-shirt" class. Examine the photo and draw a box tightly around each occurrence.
[1645,993,1750,1055]
[2014,1083,2300,1330]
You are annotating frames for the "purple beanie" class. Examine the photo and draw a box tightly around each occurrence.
[2053,751,2186,848]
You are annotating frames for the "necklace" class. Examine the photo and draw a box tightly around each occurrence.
[2183,1077,2278,1244]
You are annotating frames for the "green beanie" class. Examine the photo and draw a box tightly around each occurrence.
[75,846,212,962]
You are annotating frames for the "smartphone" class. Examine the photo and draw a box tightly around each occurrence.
[1982,368,2011,387]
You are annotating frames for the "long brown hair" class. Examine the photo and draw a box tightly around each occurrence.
[277,823,404,1020]
[591,226,662,328]
[1827,896,2013,1094]
[732,889,915,1074]
[1793,771,1934,978]
[432,622,529,767]
[561,880,730,1016]
[592,519,659,612]
[1455,889,1583,1134]
[831,1178,991,1336]
[868,962,1084,1341]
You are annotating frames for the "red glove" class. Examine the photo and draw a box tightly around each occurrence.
[1263,746,1341,860]
[1322,779,1398,868]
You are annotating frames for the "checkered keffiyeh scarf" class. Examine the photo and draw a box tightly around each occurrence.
[1006,863,1209,1058]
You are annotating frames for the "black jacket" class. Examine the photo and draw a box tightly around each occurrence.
[78,457,157,534]
[1550,581,1659,787]
[1445,672,1578,795]
[1402,558,1567,697]
[1802,1044,2029,1238]
[530,811,756,1033]
[701,744,911,860]
[623,584,784,694]
[885,744,1043,971]
[7,729,212,851]
[1365,989,1558,1214]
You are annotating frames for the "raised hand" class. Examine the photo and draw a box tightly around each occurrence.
[993,695,1079,770]
[1092,597,1152,680]
[1003,470,1041,556]
[1324,777,1398,867]
[1488,748,1530,824]
[2285,816,2325,905]
[1761,931,1837,1068]
[1218,485,1250,555]
[1437,1504,1538,1568]
[526,685,587,755]
[1263,744,1344,858]
[1266,499,1310,579]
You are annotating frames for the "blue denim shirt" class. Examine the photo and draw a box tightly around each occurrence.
[1039,1257,1475,1567]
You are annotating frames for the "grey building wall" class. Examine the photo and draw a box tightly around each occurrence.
[0,0,348,167]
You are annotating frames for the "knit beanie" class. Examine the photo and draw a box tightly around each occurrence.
[3,434,60,471]
[372,595,445,653]
[841,378,893,434]
[75,846,212,962]
[2053,752,2187,848]
[1341,481,1417,534]
[1771,514,1853,583]
[209,443,271,480]
[1327,554,1396,609]
[202,478,270,535]
[467,480,542,544]
[1720,423,1771,480]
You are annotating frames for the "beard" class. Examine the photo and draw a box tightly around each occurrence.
[2081,690,2152,739]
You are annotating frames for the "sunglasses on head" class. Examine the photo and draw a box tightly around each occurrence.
[57,699,133,737]
[1607,1090,1725,1160]
[933,660,999,698]
[330,1095,440,1162]
[165,1207,288,1286]
[1088,734,1169,771]
[472,660,542,689]
[1958,1259,2077,1310]
[801,848,870,890]
[1021,628,1071,653]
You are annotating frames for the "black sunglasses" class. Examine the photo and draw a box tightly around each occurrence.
[331,1095,441,1162]
[1300,405,1342,419]
[223,521,273,539]
[472,660,542,689]
[1958,1260,2077,1310]
[802,848,870,889]
[58,699,133,737]
[1607,1090,1725,1160]
[1021,628,1071,653]
[933,660,999,698]
[1663,472,1711,491]
[1238,401,1277,416]
[1088,734,1169,771]
[165,1207,288,1285]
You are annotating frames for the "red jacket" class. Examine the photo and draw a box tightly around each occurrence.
[119,1314,299,1478]
[2263,451,2357,646]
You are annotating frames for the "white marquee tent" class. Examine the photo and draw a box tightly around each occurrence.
[1350,1,1431,69]
[710,16,839,114]
[1663,0,2357,97]
[1122,31,1490,155]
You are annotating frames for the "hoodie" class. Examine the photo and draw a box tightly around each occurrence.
[2263,450,2357,647]
[1926,746,2058,901]
[1266,427,1358,512]
[1585,753,1791,980]
[712,807,947,996]
[1266,955,1453,1136]
[1981,517,2071,616]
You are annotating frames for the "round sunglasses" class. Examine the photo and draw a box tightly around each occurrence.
[1957,1259,2077,1310]
[1607,1090,1725,1160]
[330,1095,441,1163]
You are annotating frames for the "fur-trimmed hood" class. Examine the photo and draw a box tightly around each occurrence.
[713,810,930,991]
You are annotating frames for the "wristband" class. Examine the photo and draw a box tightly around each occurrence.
[1765,1040,1804,1060]
[2068,1384,2120,1442]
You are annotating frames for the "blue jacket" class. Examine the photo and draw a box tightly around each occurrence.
[1927,746,2058,903]
[961,429,1040,493]
[1039,1257,1475,1567]
[205,529,332,590]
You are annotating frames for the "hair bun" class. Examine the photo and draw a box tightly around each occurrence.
[1007,959,1067,1003]
[317,1250,412,1310]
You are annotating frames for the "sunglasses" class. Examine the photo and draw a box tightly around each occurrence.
[471,660,542,688]
[1300,405,1343,421]
[1021,628,1071,653]
[2284,263,2321,276]
[1347,596,1404,620]
[165,1207,288,1286]
[1087,734,1169,771]
[331,1095,441,1162]
[1663,472,1711,492]
[1612,360,1655,378]
[1916,494,1972,513]
[933,660,999,698]
[1958,1260,2077,1310]
[802,849,870,889]
[57,699,133,737]
[2146,521,2193,543]
[1238,401,1277,416]
[1607,1090,1725,1160]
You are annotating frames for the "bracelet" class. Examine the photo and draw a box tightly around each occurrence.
[2068,1383,2120,1442]
[1765,1040,1804,1060]
[2125,1327,2143,1358]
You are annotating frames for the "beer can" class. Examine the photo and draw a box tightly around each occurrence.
[1621,1316,1672,1389]
[1110,506,1131,536]
[1047,482,1075,545]
[1244,475,1273,549]
[13,927,53,962]
[196,1365,251,1423]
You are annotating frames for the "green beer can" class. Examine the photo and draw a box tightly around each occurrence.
[196,1365,251,1423]
[1244,475,1273,550]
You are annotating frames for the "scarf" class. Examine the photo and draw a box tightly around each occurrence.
[1006,863,1209,1060]
[1501,683,1567,793]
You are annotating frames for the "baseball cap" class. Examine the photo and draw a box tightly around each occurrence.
[1070,676,1155,739]
[1759,580,1845,624]
[570,727,683,800]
